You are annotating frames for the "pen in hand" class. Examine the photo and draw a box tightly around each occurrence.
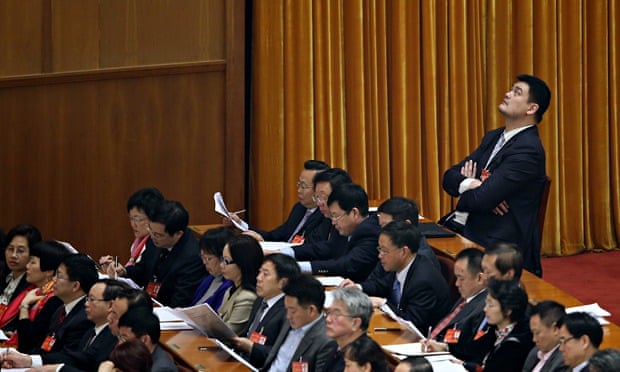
[424,326,432,352]
[231,209,246,215]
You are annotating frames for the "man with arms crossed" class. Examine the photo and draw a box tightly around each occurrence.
[443,74,551,276]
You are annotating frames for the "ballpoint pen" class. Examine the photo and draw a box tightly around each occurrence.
[231,209,246,215]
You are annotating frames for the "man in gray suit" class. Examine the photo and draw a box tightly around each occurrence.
[522,301,567,372]
[261,274,336,372]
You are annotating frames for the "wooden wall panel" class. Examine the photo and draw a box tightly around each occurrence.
[51,0,100,71]
[0,1,43,75]
[0,64,233,260]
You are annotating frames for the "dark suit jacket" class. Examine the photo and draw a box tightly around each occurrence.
[293,225,349,261]
[464,320,534,372]
[435,290,487,363]
[31,298,92,354]
[16,295,64,353]
[151,345,178,372]
[261,317,336,372]
[310,215,381,282]
[521,346,567,372]
[253,203,331,244]
[43,325,117,371]
[245,296,287,368]
[418,236,440,273]
[442,126,546,276]
[126,229,206,307]
[361,254,452,331]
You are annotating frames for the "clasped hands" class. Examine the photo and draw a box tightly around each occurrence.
[461,160,509,216]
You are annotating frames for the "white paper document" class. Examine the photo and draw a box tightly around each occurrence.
[260,241,301,252]
[214,192,249,231]
[382,343,451,357]
[169,303,236,340]
[154,307,185,322]
[379,303,425,339]
[213,339,259,372]
[316,276,345,287]
[567,303,611,325]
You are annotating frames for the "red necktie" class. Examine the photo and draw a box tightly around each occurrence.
[430,299,466,339]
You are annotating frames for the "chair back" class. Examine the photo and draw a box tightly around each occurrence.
[537,177,552,243]
[436,254,460,303]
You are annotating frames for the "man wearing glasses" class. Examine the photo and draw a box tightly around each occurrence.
[234,160,331,244]
[298,183,380,283]
[3,278,124,370]
[557,312,603,372]
[341,220,451,331]
[111,200,205,308]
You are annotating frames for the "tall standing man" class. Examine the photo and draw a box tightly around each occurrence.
[442,74,551,276]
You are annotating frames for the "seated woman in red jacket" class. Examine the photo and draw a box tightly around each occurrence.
[11,241,71,352]
[0,224,42,333]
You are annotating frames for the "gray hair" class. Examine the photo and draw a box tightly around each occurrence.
[330,288,373,330]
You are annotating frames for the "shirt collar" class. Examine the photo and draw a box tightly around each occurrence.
[396,255,416,285]
[64,295,86,315]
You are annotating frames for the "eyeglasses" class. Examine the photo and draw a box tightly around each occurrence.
[129,216,146,224]
[200,253,217,263]
[296,181,313,190]
[325,309,355,319]
[330,211,349,222]
[54,272,71,281]
[377,246,400,256]
[146,224,167,239]
[220,256,236,265]
[86,296,108,303]
[312,195,328,204]
[559,336,577,345]
[6,246,28,256]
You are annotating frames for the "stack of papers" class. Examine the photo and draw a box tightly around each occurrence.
[315,276,345,287]
[566,303,611,325]
[382,343,450,357]
[153,307,193,331]
[260,241,301,252]
[214,192,248,231]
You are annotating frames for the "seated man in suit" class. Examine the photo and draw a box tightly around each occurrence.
[423,248,488,364]
[108,288,153,336]
[117,308,177,372]
[278,167,351,260]
[482,242,523,281]
[261,274,336,372]
[231,253,301,368]
[442,75,551,277]
[522,300,567,372]
[3,254,98,367]
[376,197,440,272]
[298,183,380,282]
[110,200,206,307]
[4,279,124,370]
[240,160,331,244]
[558,312,603,372]
[341,221,452,331]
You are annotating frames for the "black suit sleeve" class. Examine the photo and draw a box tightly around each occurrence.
[16,296,63,354]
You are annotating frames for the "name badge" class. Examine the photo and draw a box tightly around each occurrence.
[41,335,57,352]
[146,282,161,297]
[444,328,461,343]
[249,330,267,345]
[292,360,309,372]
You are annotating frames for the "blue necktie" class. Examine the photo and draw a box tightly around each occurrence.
[392,279,401,306]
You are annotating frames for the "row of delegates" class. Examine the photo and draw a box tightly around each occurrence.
[231,253,301,368]
[275,167,351,261]
[2,254,109,370]
[0,224,42,332]
[239,160,331,244]
[104,200,206,308]
[98,187,163,275]
[341,220,452,332]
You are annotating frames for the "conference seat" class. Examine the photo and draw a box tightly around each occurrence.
[436,254,460,303]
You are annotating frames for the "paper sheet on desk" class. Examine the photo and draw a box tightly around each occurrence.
[567,303,611,325]
[214,192,248,231]
[382,343,450,357]
[213,339,259,372]
[169,303,236,340]
[380,303,425,339]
